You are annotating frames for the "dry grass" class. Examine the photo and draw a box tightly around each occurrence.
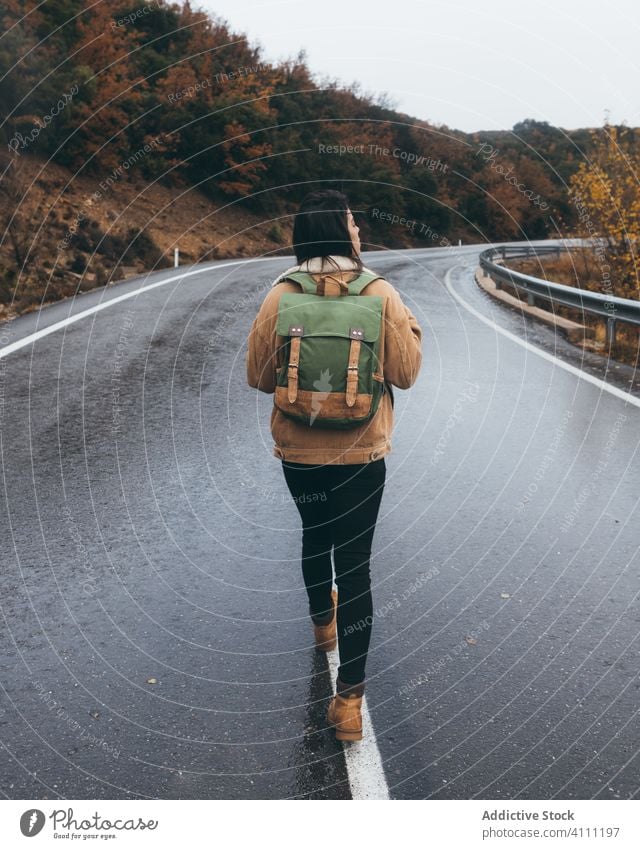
[0,153,291,323]
[506,252,639,367]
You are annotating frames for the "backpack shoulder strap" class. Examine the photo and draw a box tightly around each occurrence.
[273,270,318,294]
[271,265,301,288]
[347,270,384,295]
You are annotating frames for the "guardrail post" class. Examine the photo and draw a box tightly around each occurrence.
[527,291,536,307]
[606,317,616,348]
[174,247,179,268]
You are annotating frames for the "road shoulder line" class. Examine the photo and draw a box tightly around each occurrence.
[446,265,640,410]
[0,256,284,360]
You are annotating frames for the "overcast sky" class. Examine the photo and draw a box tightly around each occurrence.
[195,0,638,133]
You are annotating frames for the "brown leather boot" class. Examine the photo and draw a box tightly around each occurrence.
[326,677,365,741]
[313,588,337,652]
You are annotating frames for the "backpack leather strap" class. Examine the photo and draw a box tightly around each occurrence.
[346,327,364,407]
[287,326,303,403]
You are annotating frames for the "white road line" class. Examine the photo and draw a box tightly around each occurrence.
[0,256,283,360]
[445,265,640,410]
[327,646,390,800]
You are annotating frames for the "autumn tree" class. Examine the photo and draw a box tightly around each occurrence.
[568,123,640,297]
[70,1,149,172]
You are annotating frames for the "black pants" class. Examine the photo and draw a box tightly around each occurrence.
[282,458,386,685]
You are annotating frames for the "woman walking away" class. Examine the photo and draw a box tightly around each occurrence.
[246,189,423,741]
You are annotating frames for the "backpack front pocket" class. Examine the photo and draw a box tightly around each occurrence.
[273,292,384,428]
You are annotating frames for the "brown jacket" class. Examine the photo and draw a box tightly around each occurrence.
[246,254,423,465]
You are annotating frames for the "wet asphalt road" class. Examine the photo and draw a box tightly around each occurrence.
[0,245,639,800]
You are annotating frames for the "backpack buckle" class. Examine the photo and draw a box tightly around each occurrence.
[349,327,364,339]
[288,324,304,336]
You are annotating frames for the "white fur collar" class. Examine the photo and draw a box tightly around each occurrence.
[271,254,373,287]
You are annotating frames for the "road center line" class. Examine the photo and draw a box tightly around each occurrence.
[327,647,390,800]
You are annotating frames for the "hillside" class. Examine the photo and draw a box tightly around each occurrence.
[0,0,627,320]
[0,151,292,321]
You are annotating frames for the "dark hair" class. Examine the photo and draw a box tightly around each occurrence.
[292,189,362,270]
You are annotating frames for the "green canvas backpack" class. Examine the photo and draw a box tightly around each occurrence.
[273,268,388,428]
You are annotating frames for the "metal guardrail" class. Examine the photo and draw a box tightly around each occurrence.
[479,245,640,346]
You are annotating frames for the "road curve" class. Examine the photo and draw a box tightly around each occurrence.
[0,245,638,800]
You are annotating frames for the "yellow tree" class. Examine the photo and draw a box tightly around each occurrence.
[568,123,640,298]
